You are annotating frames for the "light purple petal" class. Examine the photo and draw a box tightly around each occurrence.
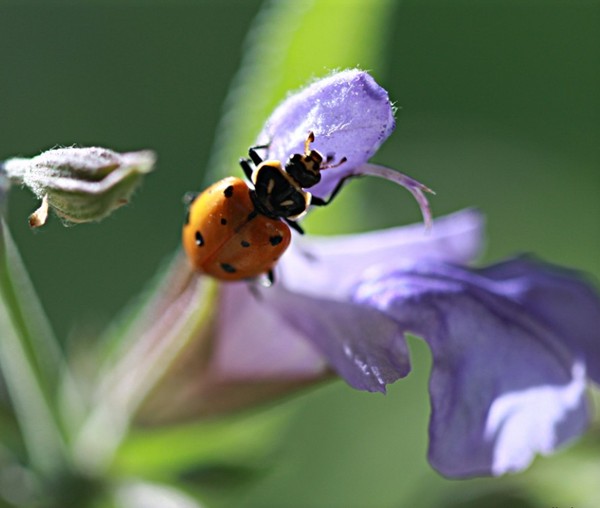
[483,361,586,475]
[257,69,395,197]
[212,282,327,380]
[353,259,596,477]
[480,257,600,383]
[277,209,484,299]
[261,283,410,393]
[212,281,409,393]
[209,210,482,393]
[208,210,481,392]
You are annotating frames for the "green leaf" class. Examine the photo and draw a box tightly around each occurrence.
[114,409,289,478]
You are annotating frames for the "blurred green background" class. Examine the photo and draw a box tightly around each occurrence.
[1,0,599,507]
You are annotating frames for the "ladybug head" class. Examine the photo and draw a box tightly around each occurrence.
[285,150,323,188]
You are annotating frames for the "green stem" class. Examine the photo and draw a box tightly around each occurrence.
[0,221,69,475]
[73,260,219,475]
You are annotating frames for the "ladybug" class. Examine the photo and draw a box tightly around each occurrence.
[182,132,346,283]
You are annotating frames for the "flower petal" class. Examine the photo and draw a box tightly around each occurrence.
[212,282,409,393]
[480,257,600,383]
[278,209,484,299]
[353,259,597,477]
[262,283,410,393]
[213,282,327,380]
[209,211,482,395]
[483,360,587,476]
[257,69,395,197]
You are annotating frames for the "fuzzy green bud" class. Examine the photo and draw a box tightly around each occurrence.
[3,147,155,227]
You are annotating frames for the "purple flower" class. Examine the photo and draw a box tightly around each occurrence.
[354,258,599,477]
[257,69,434,226]
[144,70,600,479]
[194,70,600,478]
[210,230,599,478]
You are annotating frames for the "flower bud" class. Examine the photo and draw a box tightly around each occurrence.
[3,147,155,227]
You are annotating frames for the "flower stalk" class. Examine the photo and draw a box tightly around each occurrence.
[73,257,219,474]
[0,222,70,476]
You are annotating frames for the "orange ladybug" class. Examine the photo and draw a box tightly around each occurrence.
[182,132,346,283]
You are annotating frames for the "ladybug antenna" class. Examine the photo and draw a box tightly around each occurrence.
[286,131,347,188]
[304,131,315,155]
[304,131,346,170]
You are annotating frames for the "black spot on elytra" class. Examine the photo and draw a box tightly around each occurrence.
[195,231,204,246]
[224,185,234,198]
[220,263,236,273]
[220,218,227,225]
[241,240,250,248]
[269,235,283,246]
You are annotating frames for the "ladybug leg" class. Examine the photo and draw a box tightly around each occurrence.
[248,147,265,167]
[182,194,197,226]
[310,175,356,207]
[182,191,198,206]
[284,218,304,235]
[249,142,270,151]
[246,270,275,297]
[239,158,254,180]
